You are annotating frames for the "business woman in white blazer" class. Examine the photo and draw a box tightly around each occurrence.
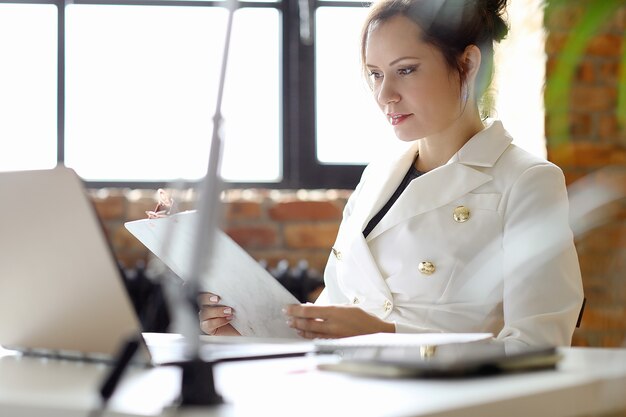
[200,0,584,348]
[281,0,583,349]
[311,119,584,350]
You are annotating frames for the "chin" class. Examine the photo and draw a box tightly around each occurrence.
[393,128,424,142]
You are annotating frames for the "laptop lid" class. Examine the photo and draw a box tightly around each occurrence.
[0,167,146,360]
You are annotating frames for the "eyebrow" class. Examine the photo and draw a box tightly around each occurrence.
[366,56,421,68]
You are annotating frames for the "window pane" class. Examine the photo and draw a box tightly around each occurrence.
[316,7,402,165]
[66,6,280,182]
[0,4,57,172]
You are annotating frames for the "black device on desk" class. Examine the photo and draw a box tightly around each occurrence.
[319,342,561,378]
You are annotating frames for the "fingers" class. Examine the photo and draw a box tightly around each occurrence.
[200,317,233,335]
[287,316,328,334]
[198,305,234,322]
[198,292,235,335]
[284,304,334,320]
[198,292,221,305]
[298,330,329,340]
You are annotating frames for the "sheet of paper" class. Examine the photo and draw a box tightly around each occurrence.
[125,210,300,339]
[314,332,493,351]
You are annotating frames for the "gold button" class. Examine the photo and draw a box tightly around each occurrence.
[383,299,392,312]
[352,296,360,304]
[418,261,436,275]
[331,247,342,260]
[420,345,437,358]
[453,205,470,223]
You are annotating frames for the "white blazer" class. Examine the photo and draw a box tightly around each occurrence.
[316,120,584,350]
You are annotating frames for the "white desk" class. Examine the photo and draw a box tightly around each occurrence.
[1,345,626,417]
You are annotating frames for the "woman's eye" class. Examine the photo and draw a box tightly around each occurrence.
[398,66,417,75]
[368,71,383,80]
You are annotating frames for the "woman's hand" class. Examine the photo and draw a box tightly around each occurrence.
[198,292,241,336]
[283,304,394,339]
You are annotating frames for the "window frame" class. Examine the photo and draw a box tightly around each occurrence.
[0,0,368,189]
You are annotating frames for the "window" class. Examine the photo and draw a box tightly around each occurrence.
[0,4,57,172]
[0,0,544,189]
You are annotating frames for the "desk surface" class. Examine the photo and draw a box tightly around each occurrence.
[2,344,626,417]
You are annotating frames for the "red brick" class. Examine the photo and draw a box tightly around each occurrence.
[544,33,568,56]
[599,114,620,140]
[599,332,626,348]
[225,225,278,249]
[127,197,159,221]
[569,113,592,137]
[110,223,145,252]
[585,34,622,57]
[548,142,626,168]
[91,194,125,221]
[579,306,626,331]
[599,61,620,84]
[570,86,616,112]
[269,200,342,221]
[545,5,584,32]
[582,223,626,251]
[571,331,591,347]
[284,223,339,249]
[577,251,619,279]
[224,201,262,221]
[562,171,587,186]
[575,61,596,83]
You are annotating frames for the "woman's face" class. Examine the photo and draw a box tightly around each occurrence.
[365,15,463,142]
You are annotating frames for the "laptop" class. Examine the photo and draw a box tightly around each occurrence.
[0,166,147,361]
[0,167,311,364]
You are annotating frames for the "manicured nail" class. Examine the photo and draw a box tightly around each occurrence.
[223,307,232,315]
[210,295,219,303]
[286,319,293,327]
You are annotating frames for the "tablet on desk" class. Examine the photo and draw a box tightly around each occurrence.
[318,342,561,378]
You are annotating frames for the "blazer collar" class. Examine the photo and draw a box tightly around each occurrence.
[348,120,512,240]
[450,119,512,168]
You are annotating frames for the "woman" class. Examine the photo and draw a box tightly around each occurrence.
[199,0,584,350]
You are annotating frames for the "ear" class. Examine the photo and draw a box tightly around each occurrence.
[460,45,482,86]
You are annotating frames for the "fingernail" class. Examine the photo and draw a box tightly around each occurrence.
[281,307,288,314]
[210,295,219,303]
[223,307,232,315]
[286,319,293,327]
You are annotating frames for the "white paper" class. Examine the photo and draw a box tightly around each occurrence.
[125,210,300,339]
[314,332,493,351]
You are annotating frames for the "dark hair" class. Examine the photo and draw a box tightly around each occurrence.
[360,0,509,101]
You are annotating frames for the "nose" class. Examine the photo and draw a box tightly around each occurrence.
[376,77,400,106]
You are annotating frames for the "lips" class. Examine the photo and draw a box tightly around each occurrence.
[387,113,412,126]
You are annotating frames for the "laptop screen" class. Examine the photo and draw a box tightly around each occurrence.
[0,167,144,359]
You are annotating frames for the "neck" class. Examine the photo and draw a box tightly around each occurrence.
[415,107,484,172]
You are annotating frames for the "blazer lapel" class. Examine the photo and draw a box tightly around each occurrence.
[346,141,419,234]
[365,120,512,241]
[365,164,492,241]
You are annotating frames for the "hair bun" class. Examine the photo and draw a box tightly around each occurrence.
[479,0,509,42]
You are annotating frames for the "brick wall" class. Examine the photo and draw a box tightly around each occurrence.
[90,0,626,347]
[91,188,350,277]
[545,1,626,347]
